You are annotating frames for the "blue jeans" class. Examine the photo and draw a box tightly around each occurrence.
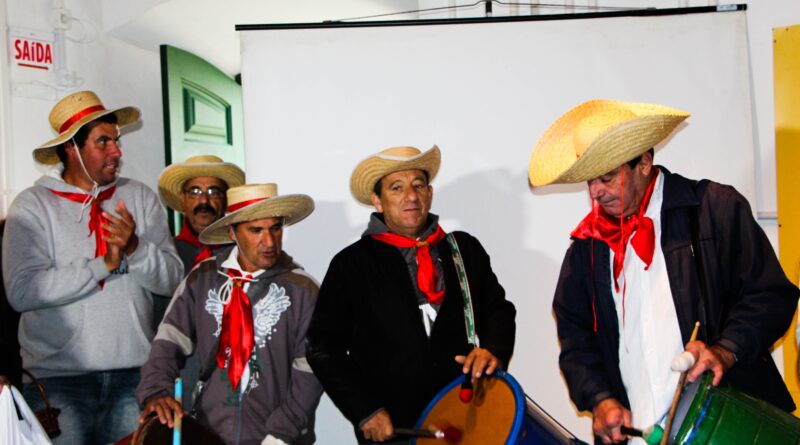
[23,368,141,445]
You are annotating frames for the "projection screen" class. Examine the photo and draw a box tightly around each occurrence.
[239,6,753,442]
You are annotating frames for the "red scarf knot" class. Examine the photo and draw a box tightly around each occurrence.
[49,185,117,288]
[371,225,447,305]
[175,220,214,265]
[216,268,255,390]
[571,169,659,292]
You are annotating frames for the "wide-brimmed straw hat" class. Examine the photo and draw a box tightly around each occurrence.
[199,184,314,245]
[350,145,441,205]
[158,155,245,213]
[528,100,689,186]
[34,90,141,165]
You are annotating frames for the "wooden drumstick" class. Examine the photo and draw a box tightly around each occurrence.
[659,321,700,445]
[395,426,462,443]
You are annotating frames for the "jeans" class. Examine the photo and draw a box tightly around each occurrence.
[23,368,141,445]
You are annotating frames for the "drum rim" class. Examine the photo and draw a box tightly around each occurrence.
[412,370,526,445]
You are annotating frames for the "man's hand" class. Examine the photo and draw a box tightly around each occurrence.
[360,409,394,442]
[103,199,139,257]
[685,341,736,386]
[140,395,183,428]
[592,398,631,444]
[455,347,502,381]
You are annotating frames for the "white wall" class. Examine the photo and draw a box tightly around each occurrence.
[1,0,164,215]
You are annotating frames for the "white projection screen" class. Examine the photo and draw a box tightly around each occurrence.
[239,7,754,443]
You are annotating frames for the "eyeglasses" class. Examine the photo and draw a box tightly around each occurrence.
[183,186,225,200]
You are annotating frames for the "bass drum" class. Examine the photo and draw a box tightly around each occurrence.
[668,372,800,445]
[412,370,587,445]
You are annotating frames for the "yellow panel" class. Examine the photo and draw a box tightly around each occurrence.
[774,24,800,414]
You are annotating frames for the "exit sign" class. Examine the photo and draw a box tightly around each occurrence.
[9,28,54,71]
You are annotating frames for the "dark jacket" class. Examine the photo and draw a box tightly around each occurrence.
[553,168,798,443]
[307,231,516,443]
[0,220,23,388]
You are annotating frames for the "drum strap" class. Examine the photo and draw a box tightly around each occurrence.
[445,233,480,348]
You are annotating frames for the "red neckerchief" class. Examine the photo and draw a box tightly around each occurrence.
[175,220,214,265]
[572,169,659,292]
[49,185,117,288]
[216,268,255,390]
[371,225,447,305]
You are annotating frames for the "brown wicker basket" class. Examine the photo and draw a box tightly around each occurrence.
[22,369,61,439]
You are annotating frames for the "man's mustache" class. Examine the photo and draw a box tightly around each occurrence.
[193,204,216,215]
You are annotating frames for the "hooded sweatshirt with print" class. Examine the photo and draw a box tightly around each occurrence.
[136,246,323,445]
[2,167,184,378]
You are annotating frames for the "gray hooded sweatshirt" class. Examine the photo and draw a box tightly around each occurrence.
[2,167,183,377]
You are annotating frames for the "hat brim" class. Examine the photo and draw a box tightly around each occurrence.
[33,106,141,165]
[528,100,689,186]
[198,194,315,245]
[158,162,246,212]
[350,145,441,205]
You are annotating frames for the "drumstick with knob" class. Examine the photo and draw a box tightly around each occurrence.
[621,425,663,445]
[659,321,700,445]
[173,377,182,445]
[394,426,462,444]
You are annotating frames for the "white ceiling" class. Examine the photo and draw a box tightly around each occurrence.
[103,0,419,77]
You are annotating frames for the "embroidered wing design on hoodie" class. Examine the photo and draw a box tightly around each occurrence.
[253,283,291,348]
[205,288,224,337]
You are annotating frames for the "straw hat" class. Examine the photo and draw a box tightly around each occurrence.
[528,100,689,186]
[350,145,441,205]
[158,155,245,213]
[199,184,314,245]
[34,91,141,165]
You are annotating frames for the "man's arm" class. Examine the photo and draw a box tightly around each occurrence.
[122,190,184,296]
[706,185,799,364]
[264,283,324,443]
[3,195,112,311]
[306,254,385,428]
[553,241,618,413]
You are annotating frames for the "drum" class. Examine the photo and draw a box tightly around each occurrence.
[114,415,225,445]
[412,370,586,445]
[668,372,800,445]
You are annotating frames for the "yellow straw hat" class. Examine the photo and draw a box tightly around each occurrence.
[350,145,441,205]
[158,155,245,213]
[528,100,689,186]
[199,184,314,245]
[34,90,141,165]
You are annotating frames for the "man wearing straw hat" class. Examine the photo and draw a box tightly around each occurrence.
[529,100,797,444]
[136,183,323,445]
[307,146,516,444]
[157,155,245,276]
[2,90,183,443]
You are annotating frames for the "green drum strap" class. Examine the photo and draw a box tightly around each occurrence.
[446,233,480,348]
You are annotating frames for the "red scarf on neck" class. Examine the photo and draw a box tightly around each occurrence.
[175,220,214,265]
[371,225,447,305]
[216,268,254,390]
[50,186,117,288]
[571,169,659,292]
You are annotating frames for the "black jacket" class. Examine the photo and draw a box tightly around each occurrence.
[553,168,797,442]
[307,231,516,443]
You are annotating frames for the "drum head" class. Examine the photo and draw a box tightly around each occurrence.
[133,415,225,445]
[415,372,523,445]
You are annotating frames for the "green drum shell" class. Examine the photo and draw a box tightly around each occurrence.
[671,372,800,445]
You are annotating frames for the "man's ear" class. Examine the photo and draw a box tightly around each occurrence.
[227,225,236,242]
[639,150,654,175]
[370,192,383,213]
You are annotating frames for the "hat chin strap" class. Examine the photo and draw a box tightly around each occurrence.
[72,138,101,198]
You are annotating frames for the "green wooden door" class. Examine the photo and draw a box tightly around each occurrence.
[160,44,245,233]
